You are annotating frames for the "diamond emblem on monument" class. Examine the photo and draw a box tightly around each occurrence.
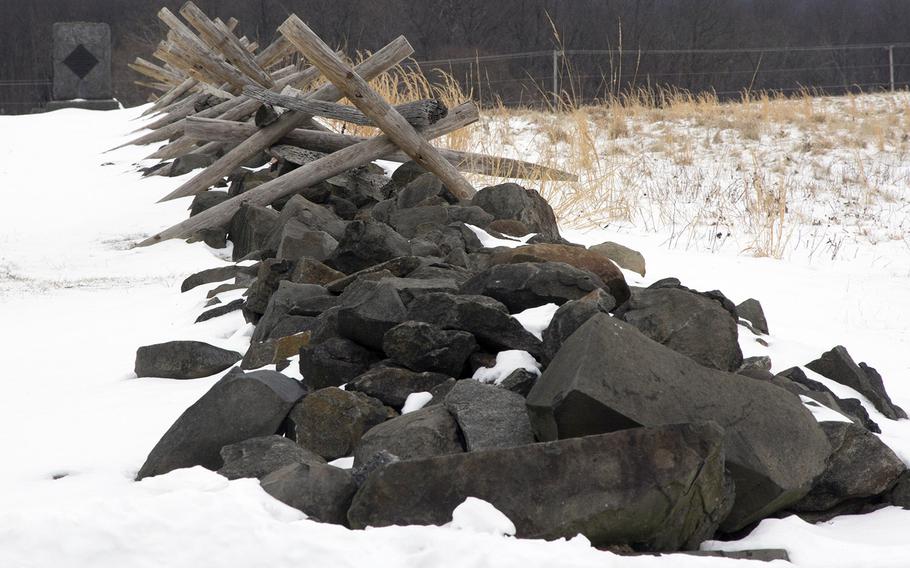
[63,44,99,80]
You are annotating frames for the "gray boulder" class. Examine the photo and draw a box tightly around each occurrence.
[218,435,325,480]
[348,422,732,552]
[299,337,382,391]
[336,281,408,350]
[136,368,304,479]
[252,281,330,342]
[242,259,296,322]
[181,265,241,293]
[589,241,646,276]
[346,367,453,409]
[327,220,412,274]
[275,221,338,262]
[526,314,830,531]
[542,288,615,363]
[460,262,604,312]
[383,321,476,377]
[228,203,279,261]
[886,471,910,509]
[407,293,543,357]
[260,462,356,525]
[471,183,561,242]
[443,380,534,450]
[286,388,395,461]
[353,405,464,467]
[736,298,769,334]
[135,341,241,379]
[616,287,743,372]
[807,346,907,420]
[791,421,905,512]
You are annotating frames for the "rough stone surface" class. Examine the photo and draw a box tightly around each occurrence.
[460,262,605,312]
[260,462,356,525]
[190,191,230,217]
[736,298,769,334]
[136,368,305,479]
[292,258,346,286]
[351,450,400,486]
[443,380,534,450]
[498,369,538,397]
[336,282,408,350]
[349,423,731,552]
[228,203,280,261]
[806,346,907,420]
[218,435,325,480]
[471,183,562,242]
[196,299,244,323]
[266,195,347,243]
[275,221,338,262]
[252,281,329,342]
[886,471,910,509]
[616,287,743,372]
[135,341,241,379]
[526,314,830,532]
[589,241,646,277]
[407,293,543,357]
[286,387,395,461]
[542,288,616,363]
[181,265,240,293]
[791,421,905,512]
[383,322,476,377]
[327,220,412,274]
[353,405,464,467]
[299,337,382,391]
[346,367,453,409]
[489,244,630,305]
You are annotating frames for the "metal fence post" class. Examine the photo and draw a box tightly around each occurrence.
[888,45,895,92]
[552,49,559,108]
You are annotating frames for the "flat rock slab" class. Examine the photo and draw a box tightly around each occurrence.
[443,380,534,450]
[527,314,830,531]
[218,435,325,480]
[807,346,907,420]
[349,422,731,552]
[134,341,241,379]
[136,369,304,480]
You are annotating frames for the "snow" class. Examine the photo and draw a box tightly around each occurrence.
[472,350,542,384]
[800,395,854,424]
[465,224,536,248]
[512,303,560,340]
[402,391,433,414]
[448,497,517,537]
[329,457,355,470]
[1,102,909,567]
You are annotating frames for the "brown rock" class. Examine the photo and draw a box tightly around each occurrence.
[589,241,646,277]
[490,244,630,305]
[488,219,530,237]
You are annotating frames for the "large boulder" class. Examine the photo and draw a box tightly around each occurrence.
[541,288,615,363]
[336,281,408,350]
[218,435,325,480]
[588,241,646,277]
[228,203,279,261]
[736,298,769,334]
[136,368,305,479]
[242,259,296,322]
[299,337,382,391]
[806,346,907,420]
[274,221,338,262]
[616,287,743,372]
[383,321,476,377]
[886,471,910,509]
[327,220,412,274]
[790,421,905,512]
[526,314,830,531]
[443,380,534,450]
[407,293,542,357]
[471,183,561,242]
[348,422,732,552]
[345,367,453,410]
[260,462,357,525]
[265,195,347,243]
[353,405,464,467]
[135,341,241,379]
[489,244,630,305]
[460,262,605,312]
[285,387,395,461]
[252,282,331,342]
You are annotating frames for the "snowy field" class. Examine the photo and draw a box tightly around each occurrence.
[0,103,908,567]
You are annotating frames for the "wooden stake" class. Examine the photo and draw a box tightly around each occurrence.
[157,35,413,202]
[278,15,476,200]
[137,102,479,247]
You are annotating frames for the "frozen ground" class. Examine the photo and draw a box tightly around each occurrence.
[0,104,907,567]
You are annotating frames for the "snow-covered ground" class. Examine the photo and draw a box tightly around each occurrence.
[0,103,908,567]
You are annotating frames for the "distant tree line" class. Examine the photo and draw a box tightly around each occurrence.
[1,0,909,113]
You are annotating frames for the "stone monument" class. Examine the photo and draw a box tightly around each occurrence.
[45,22,119,111]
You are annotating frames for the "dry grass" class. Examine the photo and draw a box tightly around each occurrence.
[307,58,910,259]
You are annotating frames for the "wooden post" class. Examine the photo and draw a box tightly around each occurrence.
[157,35,414,202]
[552,49,559,108]
[278,15,476,200]
[137,102,479,247]
[889,45,895,92]
[184,117,578,181]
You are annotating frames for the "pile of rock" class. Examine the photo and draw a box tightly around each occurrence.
[134,169,909,553]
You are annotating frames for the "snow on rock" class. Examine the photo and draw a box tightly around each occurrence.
[473,351,542,385]
[511,303,560,340]
[328,457,355,470]
[448,497,517,537]
[464,224,536,249]
[402,391,433,414]
[800,395,853,424]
